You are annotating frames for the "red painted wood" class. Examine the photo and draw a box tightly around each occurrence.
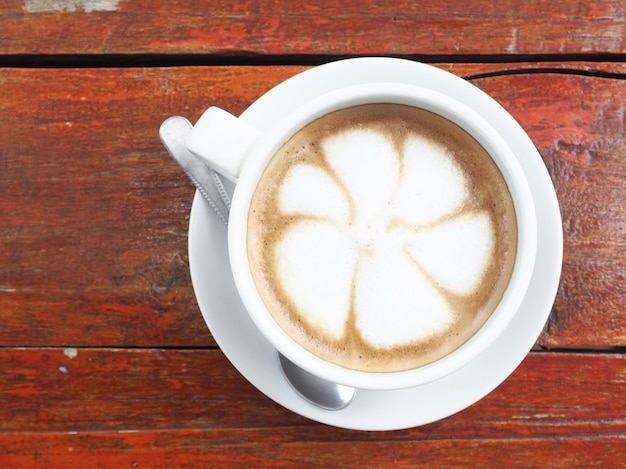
[469,73,626,347]
[0,1,625,56]
[0,349,623,433]
[0,349,623,466]
[1,65,624,348]
[0,431,623,468]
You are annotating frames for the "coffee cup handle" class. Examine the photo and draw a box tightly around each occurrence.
[187,107,263,182]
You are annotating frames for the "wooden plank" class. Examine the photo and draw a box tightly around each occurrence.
[1,0,625,57]
[0,349,624,435]
[0,430,623,468]
[468,73,626,348]
[0,66,300,348]
[1,65,625,347]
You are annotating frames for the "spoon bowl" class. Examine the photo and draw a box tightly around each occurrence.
[278,353,355,411]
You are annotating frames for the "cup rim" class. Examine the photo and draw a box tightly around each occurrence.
[227,82,537,390]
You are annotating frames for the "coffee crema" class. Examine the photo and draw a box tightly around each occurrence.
[247,104,517,373]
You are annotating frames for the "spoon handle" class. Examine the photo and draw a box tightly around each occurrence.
[160,116,231,225]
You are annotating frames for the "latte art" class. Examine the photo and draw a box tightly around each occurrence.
[248,104,517,373]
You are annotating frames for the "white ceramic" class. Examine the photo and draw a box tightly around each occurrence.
[188,58,562,429]
[187,78,537,391]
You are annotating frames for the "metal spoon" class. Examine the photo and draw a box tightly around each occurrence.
[277,352,355,410]
[159,116,355,411]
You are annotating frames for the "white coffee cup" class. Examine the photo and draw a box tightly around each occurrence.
[187,81,537,390]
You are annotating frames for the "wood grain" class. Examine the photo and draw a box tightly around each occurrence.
[0,431,623,468]
[0,349,623,467]
[0,348,624,433]
[469,73,626,347]
[1,64,625,348]
[1,0,625,57]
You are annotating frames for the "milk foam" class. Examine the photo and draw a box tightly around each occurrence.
[274,125,487,347]
[393,136,469,226]
[248,104,517,372]
[354,238,453,348]
[279,164,350,224]
[406,211,495,296]
[275,220,356,340]
[322,128,399,224]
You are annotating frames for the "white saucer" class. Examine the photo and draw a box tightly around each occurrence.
[188,58,563,431]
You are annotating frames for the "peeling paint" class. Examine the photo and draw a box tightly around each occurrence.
[64,348,78,359]
[23,0,120,13]
[507,27,520,54]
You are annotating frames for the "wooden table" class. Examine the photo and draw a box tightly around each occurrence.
[1,1,625,467]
